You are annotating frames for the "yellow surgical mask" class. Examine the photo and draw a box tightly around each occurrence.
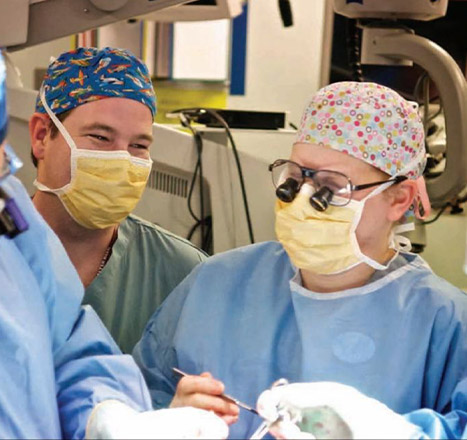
[275,184,408,275]
[34,89,152,230]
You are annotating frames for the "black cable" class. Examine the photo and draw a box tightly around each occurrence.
[196,131,205,243]
[180,117,200,222]
[187,220,201,241]
[422,75,430,143]
[179,114,206,246]
[172,107,255,245]
[201,215,213,253]
[187,159,200,222]
[202,108,255,244]
[278,0,293,27]
[182,145,200,224]
[345,19,363,82]
[421,202,451,225]
[289,122,298,130]
[413,72,428,103]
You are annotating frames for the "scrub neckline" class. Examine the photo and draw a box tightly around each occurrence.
[289,253,428,300]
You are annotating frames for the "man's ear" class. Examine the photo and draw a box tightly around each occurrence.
[386,180,418,222]
[29,112,51,162]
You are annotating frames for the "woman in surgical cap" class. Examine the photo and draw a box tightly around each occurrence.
[133,82,467,439]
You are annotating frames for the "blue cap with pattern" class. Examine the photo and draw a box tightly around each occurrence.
[35,47,156,117]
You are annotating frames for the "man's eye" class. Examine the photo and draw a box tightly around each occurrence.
[89,134,109,142]
[131,144,149,150]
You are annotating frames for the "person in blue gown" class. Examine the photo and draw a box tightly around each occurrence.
[133,82,467,439]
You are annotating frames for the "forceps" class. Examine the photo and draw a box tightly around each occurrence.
[172,367,259,415]
[250,378,293,440]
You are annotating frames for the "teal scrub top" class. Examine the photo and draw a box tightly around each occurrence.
[83,214,206,354]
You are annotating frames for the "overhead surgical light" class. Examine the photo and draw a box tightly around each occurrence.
[0,0,196,50]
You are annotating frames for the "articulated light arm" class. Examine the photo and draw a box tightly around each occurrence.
[362,27,467,207]
[1,0,190,51]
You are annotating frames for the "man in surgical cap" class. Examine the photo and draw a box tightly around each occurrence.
[133,82,467,439]
[0,50,227,439]
[30,47,206,354]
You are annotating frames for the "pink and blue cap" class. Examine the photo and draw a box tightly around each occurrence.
[296,81,430,221]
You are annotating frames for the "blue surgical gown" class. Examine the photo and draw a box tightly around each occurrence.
[133,241,467,439]
[0,176,152,439]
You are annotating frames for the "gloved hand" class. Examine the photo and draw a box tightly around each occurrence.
[86,400,229,439]
[256,382,424,439]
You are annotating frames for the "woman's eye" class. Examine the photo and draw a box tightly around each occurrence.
[131,144,149,150]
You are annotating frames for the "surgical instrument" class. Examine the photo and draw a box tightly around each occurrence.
[172,367,259,415]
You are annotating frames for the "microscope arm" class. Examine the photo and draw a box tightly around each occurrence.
[363,29,467,207]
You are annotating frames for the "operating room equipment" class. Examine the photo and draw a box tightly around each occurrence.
[359,28,467,209]
[0,145,28,237]
[278,0,293,28]
[142,0,242,23]
[172,367,259,415]
[167,108,256,251]
[333,0,467,217]
[0,0,240,51]
[0,185,29,238]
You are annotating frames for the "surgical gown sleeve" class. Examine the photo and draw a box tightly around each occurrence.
[1,176,152,439]
[403,294,467,439]
[54,306,152,439]
[405,379,467,439]
[133,267,200,408]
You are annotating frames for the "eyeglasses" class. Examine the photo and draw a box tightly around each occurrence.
[268,159,407,211]
[0,144,23,183]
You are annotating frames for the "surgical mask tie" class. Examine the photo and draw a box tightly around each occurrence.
[34,88,152,229]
